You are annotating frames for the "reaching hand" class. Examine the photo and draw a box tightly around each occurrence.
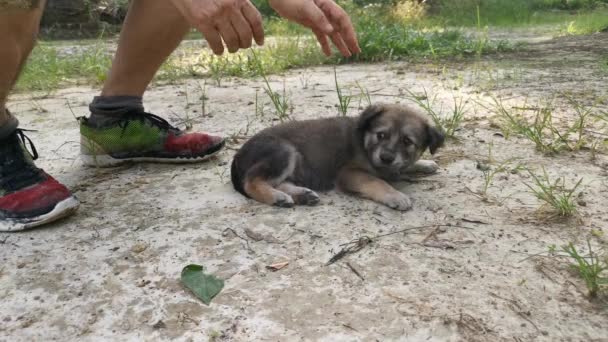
[269,0,360,57]
[170,0,265,55]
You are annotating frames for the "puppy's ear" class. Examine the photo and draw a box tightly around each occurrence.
[426,125,445,155]
[357,104,384,131]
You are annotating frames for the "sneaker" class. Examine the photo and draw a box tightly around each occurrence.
[0,129,79,232]
[79,111,225,167]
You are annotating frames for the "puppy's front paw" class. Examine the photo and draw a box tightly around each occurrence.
[382,191,413,211]
[411,160,439,174]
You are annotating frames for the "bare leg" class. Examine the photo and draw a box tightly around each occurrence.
[100,0,191,97]
[0,1,46,126]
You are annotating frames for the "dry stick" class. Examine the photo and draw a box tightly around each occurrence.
[346,262,365,281]
[326,224,475,265]
[222,228,254,253]
[489,292,540,332]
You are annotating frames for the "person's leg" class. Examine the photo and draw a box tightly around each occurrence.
[101,0,190,97]
[0,0,45,127]
[82,0,224,167]
[0,1,79,232]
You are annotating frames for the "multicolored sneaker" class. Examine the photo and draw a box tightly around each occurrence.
[0,129,79,232]
[79,111,225,167]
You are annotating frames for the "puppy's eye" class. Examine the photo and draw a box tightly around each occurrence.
[403,137,413,145]
[377,132,388,140]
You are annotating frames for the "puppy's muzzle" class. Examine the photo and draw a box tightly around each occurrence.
[379,152,396,165]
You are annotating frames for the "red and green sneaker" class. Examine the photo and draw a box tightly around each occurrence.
[79,111,225,167]
[0,129,79,232]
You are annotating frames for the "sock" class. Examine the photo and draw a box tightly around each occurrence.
[0,110,19,140]
[88,96,144,125]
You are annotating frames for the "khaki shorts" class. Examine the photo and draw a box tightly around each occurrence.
[0,0,40,10]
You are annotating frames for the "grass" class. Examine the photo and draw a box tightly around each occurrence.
[16,10,511,93]
[252,51,293,122]
[404,87,468,139]
[470,143,523,201]
[334,68,353,116]
[523,167,583,217]
[560,241,607,298]
[16,41,112,93]
[601,57,608,73]
[488,96,597,155]
[426,0,608,33]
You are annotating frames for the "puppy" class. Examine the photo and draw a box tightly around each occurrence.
[231,103,444,210]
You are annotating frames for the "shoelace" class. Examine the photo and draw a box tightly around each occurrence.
[0,129,42,192]
[15,129,39,160]
[117,111,180,136]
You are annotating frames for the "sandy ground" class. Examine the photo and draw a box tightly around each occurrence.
[1,31,608,341]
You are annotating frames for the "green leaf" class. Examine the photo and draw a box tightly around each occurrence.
[180,264,224,305]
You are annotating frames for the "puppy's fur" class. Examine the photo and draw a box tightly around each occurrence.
[231,104,445,210]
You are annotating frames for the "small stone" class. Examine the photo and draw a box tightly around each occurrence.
[152,320,166,329]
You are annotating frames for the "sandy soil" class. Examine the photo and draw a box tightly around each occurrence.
[1,32,607,341]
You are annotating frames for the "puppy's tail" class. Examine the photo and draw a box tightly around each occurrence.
[231,158,249,198]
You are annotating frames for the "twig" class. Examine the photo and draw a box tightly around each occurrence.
[327,236,372,265]
[489,292,540,332]
[461,218,489,225]
[326,224,476,265]
[222,228,254,253]
[346,262,365,281]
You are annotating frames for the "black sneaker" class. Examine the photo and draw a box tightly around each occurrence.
[0,129,79,231]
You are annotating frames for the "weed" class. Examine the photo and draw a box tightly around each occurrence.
[254,90,266,120]
[356,81,372,108]
[561,241,607,298]
[523,167,583,217]
[405,88,467,139]
[252,50,292,122]
[334,68,353,116]
[488,96,597,155]
[198,81,209,117]
[471,143,522,201]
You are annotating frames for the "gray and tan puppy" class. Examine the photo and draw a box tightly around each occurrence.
[231,103,445,210]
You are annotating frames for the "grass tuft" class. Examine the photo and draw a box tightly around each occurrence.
[405,87,468,139]
[489,96,598,155]
[524,167,582,217]
[561,241,607,298]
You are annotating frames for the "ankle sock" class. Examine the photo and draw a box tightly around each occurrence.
[0,110,19,140]
[88,96,144,125]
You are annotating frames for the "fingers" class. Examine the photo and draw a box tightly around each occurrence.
[316,0,361,55]
[330,31,350,57]
[242,1,265,45]
[313,29,332,56]
[217,20,240,53]
[301,1,334,34]
[230,12,254,48]
[198,24,225,55]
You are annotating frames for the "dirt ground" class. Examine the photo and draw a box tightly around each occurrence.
[1,31,607,341]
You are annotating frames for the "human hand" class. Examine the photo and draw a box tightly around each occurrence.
[269,0,360,57]
[170,0,264,55]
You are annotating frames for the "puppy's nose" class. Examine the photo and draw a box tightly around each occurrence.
[380,152,395,165]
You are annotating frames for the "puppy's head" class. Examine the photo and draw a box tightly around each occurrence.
[358,103,445,175]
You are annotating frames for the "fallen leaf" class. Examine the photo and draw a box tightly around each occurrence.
[266,261,289,271]
[181,264,224,305]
